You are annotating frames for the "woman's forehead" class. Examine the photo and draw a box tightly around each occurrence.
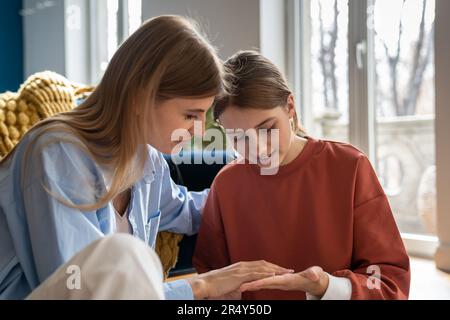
[157,96,215,111]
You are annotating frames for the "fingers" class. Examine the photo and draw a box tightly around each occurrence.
[299,266,323,282]
[257,266,293,275]
[210,290,242,300]
[262,261,294,274]
[235,260,294,275]
[258,260,294,274]
[240,274,296,292]
[239,272,277,284]
[238,266,328,295]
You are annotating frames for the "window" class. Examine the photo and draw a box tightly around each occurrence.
[89,0,142,84]
[372,0,436,236]
[310,0,349,142]
[292,0,437,255]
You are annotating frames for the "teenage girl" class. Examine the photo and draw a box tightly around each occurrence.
[193,50,410,300]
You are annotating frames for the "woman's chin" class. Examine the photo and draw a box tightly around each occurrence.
[147,142,173,155]
[167,140,191,155]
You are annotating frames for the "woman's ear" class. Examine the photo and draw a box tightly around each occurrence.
[286,94,296,119]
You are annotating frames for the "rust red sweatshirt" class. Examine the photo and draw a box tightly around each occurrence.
[193,137,410,300]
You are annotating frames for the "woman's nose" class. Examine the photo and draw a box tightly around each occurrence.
[189,119,206,137]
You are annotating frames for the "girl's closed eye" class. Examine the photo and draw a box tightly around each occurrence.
[184,114,198,120]
[259,122,277,132]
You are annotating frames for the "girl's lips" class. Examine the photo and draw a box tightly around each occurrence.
[258,153,272,166]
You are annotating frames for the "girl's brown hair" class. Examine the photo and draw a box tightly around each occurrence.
[5,15,224,211]
[214,50,306,136]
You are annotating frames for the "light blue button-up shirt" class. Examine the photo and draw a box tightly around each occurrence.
[0,128,208,300]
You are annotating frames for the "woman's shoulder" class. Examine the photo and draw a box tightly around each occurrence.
[144,144,165,171]
[18,126,102,182]
[25,126,95,166]
[142,144,174,184]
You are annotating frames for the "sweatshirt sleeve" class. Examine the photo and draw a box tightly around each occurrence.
[332,155,411,300]
[192,181,230,273]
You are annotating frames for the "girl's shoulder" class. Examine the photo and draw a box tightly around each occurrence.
[210,138,371,188]
[314,138,373,173]
[312,137,368,162]
[209,157,249,187]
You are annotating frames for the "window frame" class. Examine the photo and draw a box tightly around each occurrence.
[87,0,142,84]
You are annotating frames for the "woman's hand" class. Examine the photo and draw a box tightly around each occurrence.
[239,266,330,298]
[187,261,294,300]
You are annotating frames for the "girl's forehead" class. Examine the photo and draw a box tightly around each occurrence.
[219,106,282,129]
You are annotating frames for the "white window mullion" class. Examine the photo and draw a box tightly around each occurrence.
[64,0,91,85]
[299,0,314,136]
[435,0,450,272]
[89,0,109,84]
[348,0,376,162]
[118,0,129,44]
[260,0,287,76]
[287,0,314,135]
[127,0,143,36]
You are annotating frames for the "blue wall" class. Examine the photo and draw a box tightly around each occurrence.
[0,0,23,92]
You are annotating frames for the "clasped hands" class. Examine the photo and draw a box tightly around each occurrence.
[187,261,329,300]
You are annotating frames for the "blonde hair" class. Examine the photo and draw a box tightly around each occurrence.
[6,15,224,211]
[214,50,306,136]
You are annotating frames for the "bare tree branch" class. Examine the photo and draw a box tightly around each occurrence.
[403,0,432,115]
[378,0,432,116]
[318,1,330,110]
[317,0,340,112]
[329,0,339,110]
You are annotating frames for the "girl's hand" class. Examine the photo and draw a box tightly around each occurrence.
[187,261,294,300]
[239,266,330,298]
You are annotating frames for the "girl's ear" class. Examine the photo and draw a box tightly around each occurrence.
[286,94,296,119]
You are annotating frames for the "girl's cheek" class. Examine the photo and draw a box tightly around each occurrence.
[278,131,292,156]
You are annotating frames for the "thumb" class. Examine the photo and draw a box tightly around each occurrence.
[300,266,323,282]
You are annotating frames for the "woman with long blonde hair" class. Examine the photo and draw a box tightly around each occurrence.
[0,16,292,300]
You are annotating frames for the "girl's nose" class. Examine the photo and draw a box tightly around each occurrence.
[258,143,270,158]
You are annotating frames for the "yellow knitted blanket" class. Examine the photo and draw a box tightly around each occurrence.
[0,71,183,279]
